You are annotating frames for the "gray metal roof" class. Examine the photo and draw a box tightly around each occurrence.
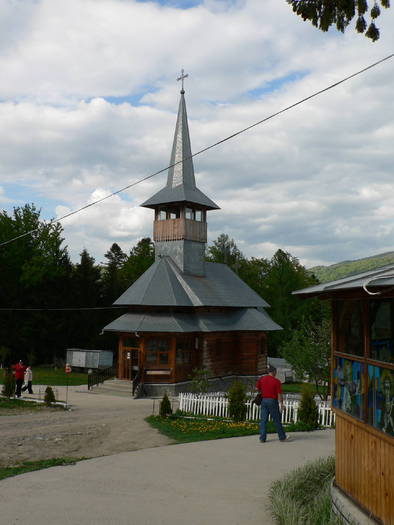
[141,91,219,211]
[103,307,282,333]
[114,257,269,308]
[294,263,394,296]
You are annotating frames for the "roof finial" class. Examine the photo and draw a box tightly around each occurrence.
[177,68,188,94]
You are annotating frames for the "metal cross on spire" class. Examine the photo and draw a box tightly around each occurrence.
[177,69,189,93]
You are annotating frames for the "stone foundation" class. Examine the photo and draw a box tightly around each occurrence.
[331,481,380,525]
[140,375,259,398]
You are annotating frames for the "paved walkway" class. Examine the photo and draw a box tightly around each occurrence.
[0,429,334,525]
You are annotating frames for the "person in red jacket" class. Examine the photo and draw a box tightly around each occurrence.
[12,360,27,398]
[256,365,290,443]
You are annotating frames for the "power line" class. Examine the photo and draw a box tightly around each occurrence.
[0,53,393,249]
[0,306,127,311]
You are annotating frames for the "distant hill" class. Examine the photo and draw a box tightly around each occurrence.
[309,251,394,283]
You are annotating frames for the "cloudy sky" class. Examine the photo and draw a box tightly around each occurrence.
[1,0,393,268]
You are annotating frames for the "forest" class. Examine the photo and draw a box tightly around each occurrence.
[0,204,327,371]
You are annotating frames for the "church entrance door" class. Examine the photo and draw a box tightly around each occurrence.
[120,336,141,381]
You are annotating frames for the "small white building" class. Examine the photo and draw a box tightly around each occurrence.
[66,348,113,371]
[268,357,295,383]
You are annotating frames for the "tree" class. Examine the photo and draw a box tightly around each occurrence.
[0,204,73,365]
[73,249,102,306]
[68,249,105,349]
[261,249,322,352]
[227,380,248,422]
[159,392,173,417]
[280,318,331,399]
[287,0,390,42]
[121,238,154,286]
[102,243,127,304]
[206,234,245,273]
[298,384,320,429]
[2,368,16,398]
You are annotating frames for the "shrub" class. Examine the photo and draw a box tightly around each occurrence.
[227,380,247,422]
[44,386,56,406]
[190,368,209,394]
[269,456,338,525]
[298,385,319,429]
[2,369,16,398]
[159,392,173,417]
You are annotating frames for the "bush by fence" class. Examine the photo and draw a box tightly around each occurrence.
[178,393,335,427]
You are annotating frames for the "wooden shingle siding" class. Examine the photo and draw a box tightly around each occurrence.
[335,413,394,524]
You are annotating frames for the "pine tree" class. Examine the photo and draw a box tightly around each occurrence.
[159,392,172,417]
[2,369,16,398]
[228,381,247,422]
[44,386,56,406]
[298,385,319,429]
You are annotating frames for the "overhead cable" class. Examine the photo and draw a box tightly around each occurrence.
[0,53,393,249]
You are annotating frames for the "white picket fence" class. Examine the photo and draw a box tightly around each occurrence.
[178,393,335,427]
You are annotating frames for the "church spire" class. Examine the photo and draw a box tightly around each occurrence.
[166,83,196,192]
[141,72,219,210]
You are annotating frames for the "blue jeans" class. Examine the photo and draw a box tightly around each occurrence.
[260,398,286,441]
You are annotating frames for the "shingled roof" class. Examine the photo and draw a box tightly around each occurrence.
[103,307,281,333]
[113,257,269,308]
[294,263,394,297]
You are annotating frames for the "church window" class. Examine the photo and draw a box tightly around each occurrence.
[176,337,193,364]
[158,208,167,221]
[168,208,180,219]
[146,337,170,366]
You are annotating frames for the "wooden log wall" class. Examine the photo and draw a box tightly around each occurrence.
[335,413,394,524]
[202,333,237,376]
[201,332,264,377]
[237,332,262,375]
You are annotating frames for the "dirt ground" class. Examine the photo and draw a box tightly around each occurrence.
[0,385,174,468]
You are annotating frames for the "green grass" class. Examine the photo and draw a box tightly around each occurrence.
[282,382,328,397]
[146,415,315,443]
[269,456,343,525]
[0,458,79,480]
[0,397,66,415]
[0,397,42,411]
[0,367,88,386]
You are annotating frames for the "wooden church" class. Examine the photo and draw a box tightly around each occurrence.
[103,78,281,396]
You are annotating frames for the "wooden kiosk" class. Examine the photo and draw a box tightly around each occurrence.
[296,267,394,524]
[103,83,281,396]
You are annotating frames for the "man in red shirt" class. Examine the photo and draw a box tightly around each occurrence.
[256,365,289,442]
[12,360,27,398]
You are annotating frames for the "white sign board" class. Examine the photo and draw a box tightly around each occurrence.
[71,351,86,367]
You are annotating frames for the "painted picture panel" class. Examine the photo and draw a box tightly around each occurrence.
[333,357,364,420]
[337,300,364,357]
[368,365,394,437]
[370,300,394,364]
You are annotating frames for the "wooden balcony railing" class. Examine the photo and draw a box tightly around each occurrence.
[153,218,207,242]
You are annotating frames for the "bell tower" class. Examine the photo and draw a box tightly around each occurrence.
[141,72,219,276]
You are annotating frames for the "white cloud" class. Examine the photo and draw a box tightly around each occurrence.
[0,0,394,269]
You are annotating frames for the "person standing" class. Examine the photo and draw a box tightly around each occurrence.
[21,365,33,394]
[12,360,27,398]
[256,365,290,443]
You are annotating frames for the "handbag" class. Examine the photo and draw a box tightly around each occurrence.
[252,392,262,406]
